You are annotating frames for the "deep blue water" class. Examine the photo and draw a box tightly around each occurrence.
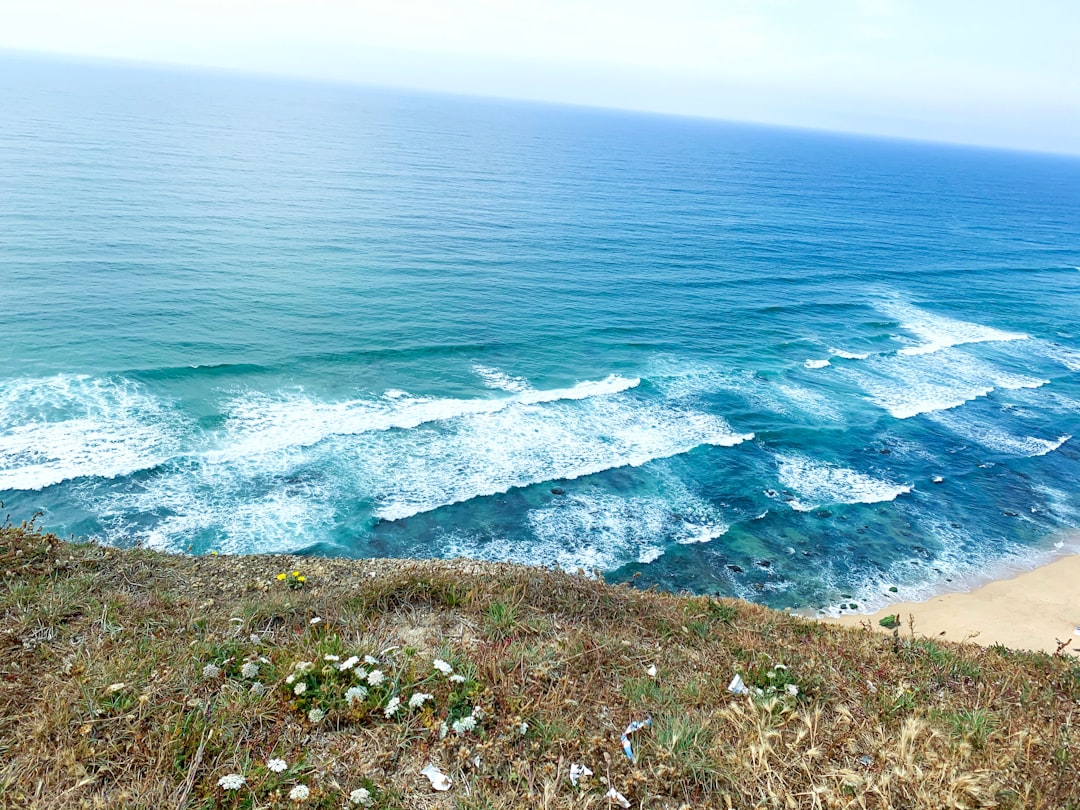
[3,53,1080,613]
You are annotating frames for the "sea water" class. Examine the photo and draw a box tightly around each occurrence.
[2,53,1079,613]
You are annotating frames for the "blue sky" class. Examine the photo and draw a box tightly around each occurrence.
[4,0,1078,154]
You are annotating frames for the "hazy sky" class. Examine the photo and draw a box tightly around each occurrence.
[4,0,1079,153]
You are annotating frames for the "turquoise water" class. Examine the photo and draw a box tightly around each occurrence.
[3,53,1080,613]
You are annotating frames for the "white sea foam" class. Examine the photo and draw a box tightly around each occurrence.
[441,486,725,573]
[804,359,830,369]
[211,374,641,462]
[828,348,871,360]
[927,411,1071,458]
[819,508,1059,616]
[0,375,187,491]
[877,300,1028,356]
[838,348,1048,419]
[361,393,751,521]
[776,454,912,511]
[87,452,337,555]
[650,362,845,423]
[773,383,843,422]
[472,364,531,393]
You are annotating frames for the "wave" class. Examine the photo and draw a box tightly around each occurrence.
[649,362,845,422]
[211,374,641,462]
[838,348,1048,419]
[90,464,338,555]
[876,300,1028,357]
[927,411,1071,457]
[441,487,726,573]
[0,374,188,491]
[829,347,871,360]
[775,453,912,512]
[804,359,830,369]
[364,393,751,521]
[471,364,530,393]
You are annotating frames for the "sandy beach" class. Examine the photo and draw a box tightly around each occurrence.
[823,552,1080,655]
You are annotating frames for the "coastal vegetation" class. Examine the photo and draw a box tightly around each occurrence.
[1,517,1078,809]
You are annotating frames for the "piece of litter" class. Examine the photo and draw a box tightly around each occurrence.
[420,764,452,791]
[605,787,632,808]
[859,755,874,767]
[1074,626,1080,637]
[646,664,658,678]
[866,680,877,694]
[569,763,593,786]
[621,717,652,762]
[728,674,749,695]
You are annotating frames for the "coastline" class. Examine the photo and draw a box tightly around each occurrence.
[820,551,1080,654]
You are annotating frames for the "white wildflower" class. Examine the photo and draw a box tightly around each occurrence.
[267,758,288,773]
[308,708,326,723]
[449,674,466,684]
[338,656,359,671]
[409,692,433,709]
[363,655,379,665]
[202,663,221,679]
[323,654,340,662]
[471,705,484,720]
[309,617,322,626]
[293,682,307,696]
[250,681,266,695]
[218,773,245,790]
[285,674,296,685]
[785,683,799,697]
[289,783,311,801]
[250,633,262,644]
[433,658,453,675]
[349,787,373,806]
[240,661,259,679]
[295,661,315,673]
[383,696,401,718]
[345,685,368,706]
[452,715,477,735]
[366,669,385,687]
[517,721,529,735]
[439,721,449,739]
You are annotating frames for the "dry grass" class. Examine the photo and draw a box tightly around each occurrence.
[1,519,1078,809]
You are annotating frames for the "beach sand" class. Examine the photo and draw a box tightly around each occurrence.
[822,553,1080,655]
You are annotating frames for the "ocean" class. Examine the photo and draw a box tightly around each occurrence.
[3,53,1079,614]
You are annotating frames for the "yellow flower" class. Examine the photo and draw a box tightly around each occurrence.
[297,576,306,583]
[292,570,300,577]
[276,573,287,581]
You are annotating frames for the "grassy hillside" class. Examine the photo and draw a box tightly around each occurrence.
[1,518,1078,809]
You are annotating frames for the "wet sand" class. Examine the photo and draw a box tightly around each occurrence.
[822,553,1080,655]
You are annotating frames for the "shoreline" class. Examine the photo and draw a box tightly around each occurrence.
[818,551,1080,654]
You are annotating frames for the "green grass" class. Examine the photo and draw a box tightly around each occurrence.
[1,521,1078,808]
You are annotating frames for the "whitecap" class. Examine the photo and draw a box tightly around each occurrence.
[927,411,1071,457]
[364,393,751,522]
[0,374,188,491]
[804,359,830,369]
[472,364,531,393]
[876,300,1027,357]
[775,454,912,511]
[828,348,871,360]
[837,347,1048,419]
[209,373,641,462]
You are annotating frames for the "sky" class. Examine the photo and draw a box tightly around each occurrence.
[3,0,1079,154]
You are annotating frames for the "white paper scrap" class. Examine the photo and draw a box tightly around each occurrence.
[420,764,452,791]
[605,787,632,807]
[728,673,749,695]
[569,763,593,786]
